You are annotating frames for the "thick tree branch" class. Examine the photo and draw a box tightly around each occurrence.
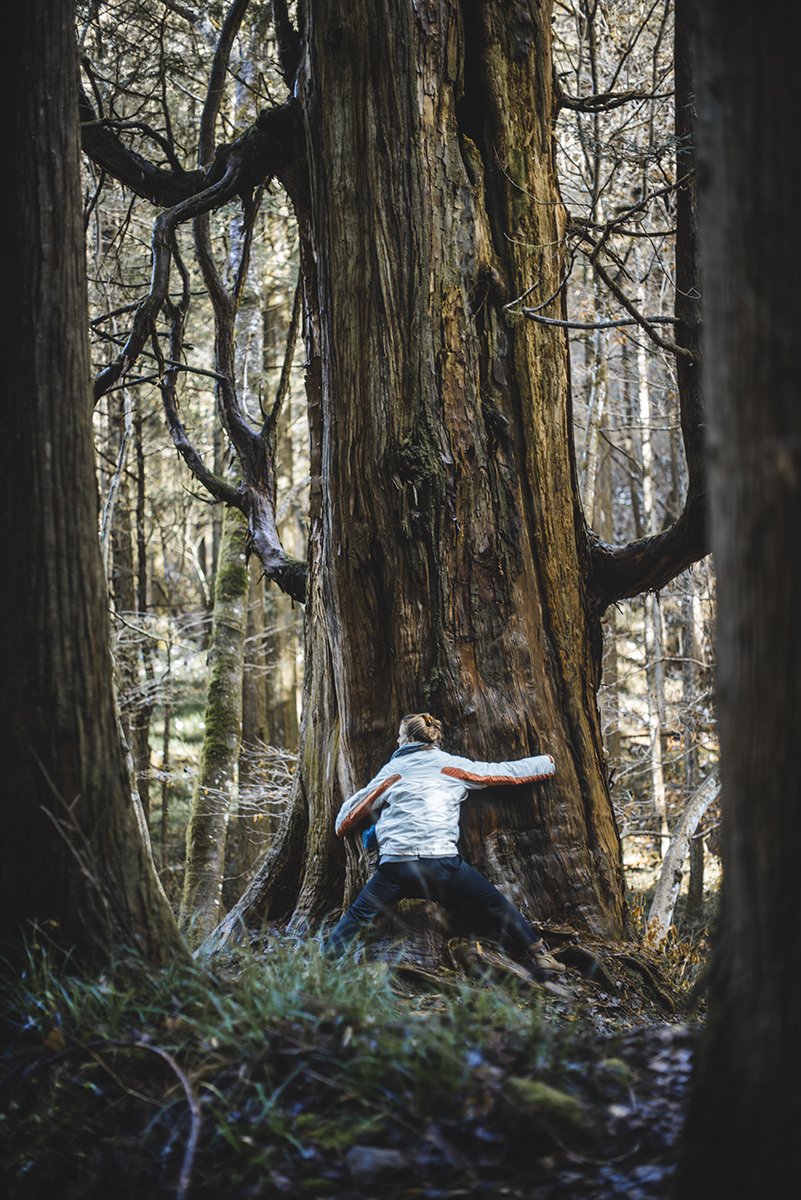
[81,116,186,174]
[198,0,251,164]
[81,86,300,207]
[589,496,706,609]
[588,0,707,611]
[80,86,205,206]
[271,0,302,85]
[91,100,300,404]
[246,486,307,603]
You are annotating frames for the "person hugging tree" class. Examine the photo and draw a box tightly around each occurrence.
[325,713,567,979]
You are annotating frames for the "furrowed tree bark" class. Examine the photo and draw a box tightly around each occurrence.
[211,0,626,949]
[0,0,184,965]
[675,1,801,1193]
[180,506,249,944]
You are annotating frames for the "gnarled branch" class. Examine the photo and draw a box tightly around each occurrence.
[93,163,240,402]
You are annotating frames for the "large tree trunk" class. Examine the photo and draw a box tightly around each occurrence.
[0,0,183,965]
[211,0,625,948]
[675,0,801,1193]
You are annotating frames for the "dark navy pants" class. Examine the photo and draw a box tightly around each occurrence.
[324,855,539,956]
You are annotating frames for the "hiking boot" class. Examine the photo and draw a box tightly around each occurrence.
[527,939,567,977]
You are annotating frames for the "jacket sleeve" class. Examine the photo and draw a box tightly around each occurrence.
[334,765,402,838]
[438,751,556,791]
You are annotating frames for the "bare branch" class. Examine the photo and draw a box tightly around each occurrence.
[585,247,696,361]
[588,0,708,610]
[109,1040,202,1200]
[155,247,240,506]
[264,271,302,438]
[192,204,260,456]
[157,0,201,24]
[522,311,676,331]
[559,87,670,113]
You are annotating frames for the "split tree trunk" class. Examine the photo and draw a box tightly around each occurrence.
[0,0,183,965]
[212,0,625,948]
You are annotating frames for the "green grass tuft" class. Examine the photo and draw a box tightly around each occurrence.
[0,941,576,1198]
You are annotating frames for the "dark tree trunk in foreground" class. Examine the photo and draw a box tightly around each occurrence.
[676,2,801,1194]
[213,0,626,947]
[0,1,183,964]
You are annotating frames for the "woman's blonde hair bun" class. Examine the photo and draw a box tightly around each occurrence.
[399,712,444,745]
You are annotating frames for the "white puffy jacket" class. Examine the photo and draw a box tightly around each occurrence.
[334,741,556,859]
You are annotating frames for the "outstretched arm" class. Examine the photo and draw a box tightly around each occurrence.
[439,752,556,790]
[334,768,402,838]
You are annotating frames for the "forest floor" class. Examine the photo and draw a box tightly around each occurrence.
[337,928,701,1200]
[0,916,704,1200]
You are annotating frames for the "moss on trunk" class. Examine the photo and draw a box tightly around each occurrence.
[180,507,249,944]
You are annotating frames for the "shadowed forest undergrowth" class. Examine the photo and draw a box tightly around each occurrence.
[1,934,703,1199]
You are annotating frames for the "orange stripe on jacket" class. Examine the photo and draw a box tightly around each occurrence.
[440,762,554,786]
[336,773,402,838]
